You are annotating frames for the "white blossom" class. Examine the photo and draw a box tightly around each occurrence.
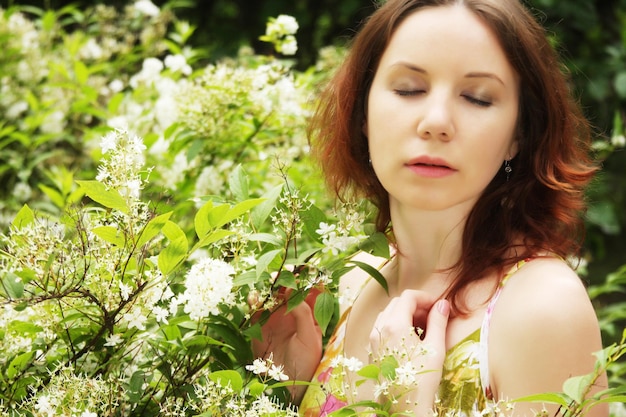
[245,358,270,375]
[134,0,160,17]
[179,257,236,320]
[104,334,123,347]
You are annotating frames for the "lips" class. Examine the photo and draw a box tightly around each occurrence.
[406,156,457,178]
[406,156,455,169]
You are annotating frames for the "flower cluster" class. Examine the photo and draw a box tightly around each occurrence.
[176,257,236,320]
[246,353,290,382]
[260,14,299,56]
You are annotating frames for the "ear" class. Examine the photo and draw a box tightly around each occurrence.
[507,139,519,159]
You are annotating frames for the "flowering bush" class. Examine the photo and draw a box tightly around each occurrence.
[0,1,624,416]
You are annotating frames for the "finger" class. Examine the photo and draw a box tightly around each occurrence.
[289,300,322,346]
[304,287,322,311]
[422,299,450,360]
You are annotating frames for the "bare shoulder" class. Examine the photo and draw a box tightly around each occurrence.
[489,257,607,415]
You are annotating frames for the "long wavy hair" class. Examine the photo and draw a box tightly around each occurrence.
[308,0,598,313]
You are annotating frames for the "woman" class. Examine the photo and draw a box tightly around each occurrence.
[253,0,608,415]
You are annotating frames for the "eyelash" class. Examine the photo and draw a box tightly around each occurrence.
[393,90,493,107]
[394,89,423,97]
[463,95,492,107]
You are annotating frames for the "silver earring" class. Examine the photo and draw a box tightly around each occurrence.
[504,160,512,181]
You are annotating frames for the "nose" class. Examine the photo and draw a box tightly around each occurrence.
[416,94,455,141]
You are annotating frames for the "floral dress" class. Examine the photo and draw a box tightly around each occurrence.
[299,260,529,417]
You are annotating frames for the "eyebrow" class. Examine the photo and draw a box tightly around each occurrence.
[390,62,505,86]
[466,72,505,86]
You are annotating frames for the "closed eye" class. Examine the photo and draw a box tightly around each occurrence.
[463,94,492,107]
[394,89,424,97]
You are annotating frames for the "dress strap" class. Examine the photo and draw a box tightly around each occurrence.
[478,258,532,400]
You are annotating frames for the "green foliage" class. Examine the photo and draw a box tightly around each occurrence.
[0,1,624,416]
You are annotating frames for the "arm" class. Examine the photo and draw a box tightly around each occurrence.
[489,258,608,417]
[251,289,323,404]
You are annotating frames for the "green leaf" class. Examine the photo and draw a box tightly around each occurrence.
[228,164,249,201]
[38,183,65,208]
[255,249,282,279]
[92,226,125,247]
[247,380,268,397]
[248,233,282,246]
[314,291,336,335]
[8,320,43,335]
[350,260,388,294]
[158,221,188,275]
[357,364,380,379]
[136,211,173,248]
[286,289,307,312]
[76,180,129,213]
[212,198,264,229]
[209,370,243,392]
[513,392,569,407]
[74,60,89,85]
[194,199,216,238]
[594,395,626,404]
[275,270,297,289]
[614,71,626,99]
[243,322,263,342]
[193,229,235,251]
[251,184,283,229]
[359,232,390,258]
[562,374,594,404]
[2,272,24,299]
[6,351,34,379]
[380,355,398,380]
[11,204,34,230]
[302,203,328,241]
[233,270,258,287]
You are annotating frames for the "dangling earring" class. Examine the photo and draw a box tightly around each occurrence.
[504,160,512,181]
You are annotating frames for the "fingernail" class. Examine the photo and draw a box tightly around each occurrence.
[437,299,450,315]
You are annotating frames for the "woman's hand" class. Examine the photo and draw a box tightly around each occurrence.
[370,290,450,416]
[251,287,323,404]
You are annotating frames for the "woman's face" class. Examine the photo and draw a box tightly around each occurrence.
[365,5,519,214]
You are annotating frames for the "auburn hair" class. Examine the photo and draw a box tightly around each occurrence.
[308,0,598,313]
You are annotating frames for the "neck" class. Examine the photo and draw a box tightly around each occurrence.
[388,199,472,295]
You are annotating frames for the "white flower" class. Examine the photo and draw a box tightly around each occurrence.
[34,395,54,415]
[164,54,192,75]
[395,362,419,386]
[274,15,299,35]
[373,380,390,398]
[280,35,298,55]
[79,38,103,60]
[6,100,28,119]
[109,79,124,93]
[342,356,363,372]
[315,222,336,237]
[100,131,118,154]
[611,134,626,148]
[122,178,142,199]
[267,363,289,381]
[180,258,236,320]
[134,0,160,17]
[152,305,169,324]
[13,182,32,202]
[40,110,66,134]
[119,282,132,301]
[123,308,147,330]
[104,333,123,347]
[80,411,98,417]
[245,358,269,375]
